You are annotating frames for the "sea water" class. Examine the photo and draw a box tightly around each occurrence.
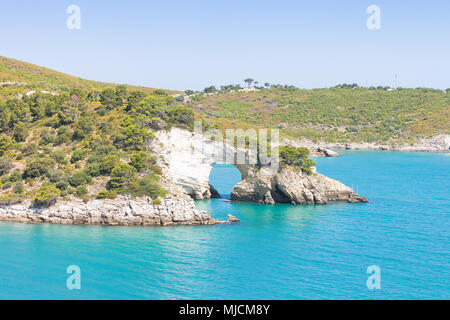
[0,151,448,299]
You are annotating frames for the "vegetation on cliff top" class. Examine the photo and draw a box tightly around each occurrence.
[0,57,193,206]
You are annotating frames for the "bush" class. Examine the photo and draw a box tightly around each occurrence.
[75,185,88,197]
[13,122,29,142]
[54,126,73,145]
[50,150,67,165]
[96,189,117,199]
[9,169,22,182]
[56,180,69,190]
[24,156,56,178]
[130,151,154,171]
[84,162,101,177]
[39,128,55,146]
[279,146,316,174]
[0,157,12,176]
[47,168,65,183]
[73,117,95,139]
[13,181,24,194]
[0,134,13,156]
[20,143,38,156]
[108,163,137,191]
[33,185,61,207]
[138,175,167,198]
[100,154,120,174]
[69,172,89,187]
[71,149,86,163]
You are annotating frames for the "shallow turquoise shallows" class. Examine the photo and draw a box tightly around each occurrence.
[0,151,449,299]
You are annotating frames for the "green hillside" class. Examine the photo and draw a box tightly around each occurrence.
[188,83,450,144]
[0,56,162,98]
[0,57,190,206]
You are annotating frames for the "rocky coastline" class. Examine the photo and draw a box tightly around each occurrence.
[285,134,450,155]
[0,195,221,226]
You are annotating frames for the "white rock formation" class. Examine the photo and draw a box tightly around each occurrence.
[152,128,367,205]
[0,195,218,226]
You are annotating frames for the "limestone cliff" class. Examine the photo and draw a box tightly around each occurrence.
[153,128,368,205]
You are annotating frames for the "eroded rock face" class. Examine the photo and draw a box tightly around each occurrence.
[231,167,368,205]
[0,195,218,226]
[152,128,252,200]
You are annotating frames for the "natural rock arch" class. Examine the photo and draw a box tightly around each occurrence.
[151,127,264,199]
[151,128,368,204]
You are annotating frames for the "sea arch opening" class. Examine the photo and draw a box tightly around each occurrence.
[208,163,243,200]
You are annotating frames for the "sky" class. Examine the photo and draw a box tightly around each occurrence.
[0,0,449,90]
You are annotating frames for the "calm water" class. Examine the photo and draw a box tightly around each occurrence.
[0,151,449,299]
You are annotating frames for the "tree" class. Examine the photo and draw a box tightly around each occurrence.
[130,151,153,171]
[0,134,13,156]
[100,88,123,110]
[244,78,254,88]
[69,172,89,187]
[33,185,61,207]
[13,122,29,142]
[279,146,316,174]
[108,163,137,191]
[23,156,56,178]
[100,154,120,174]
[0,157,12,176]
[73,116,95,139]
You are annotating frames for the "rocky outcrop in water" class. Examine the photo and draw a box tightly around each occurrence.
[231,166,368,205]
[0,195,218,226]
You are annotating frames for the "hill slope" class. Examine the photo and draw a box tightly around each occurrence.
[0,56,190,206]
[0,56,162,97]
[186,85,450,145]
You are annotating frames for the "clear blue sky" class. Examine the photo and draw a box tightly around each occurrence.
[0,0,448,90]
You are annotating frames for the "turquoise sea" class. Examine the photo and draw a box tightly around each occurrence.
[0,151,449,299]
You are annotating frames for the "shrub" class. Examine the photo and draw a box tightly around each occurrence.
[39,128,55,146]
[108,163,137,191]
[0,157,12,176]
[69,172,89,187]
[56,180,69,190]
[33,185,61,207]
[71,149,86,163]
[84,162,101,177]
[54,126,73,145]
[73,117,95,139]
[50,150,67,165]
[96,189,117,199]
[13,181,24,194]
[24,156,56,178]
[100,154,120,174]
[75,185,88,197]
[47,168,65,183]
[13,122,29,142]
[9,169,22,182]
[279,146,316,174]
[20,143,38,156]
[130,151,153,171]
[0,134,13,156]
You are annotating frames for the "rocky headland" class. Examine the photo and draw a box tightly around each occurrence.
[153,128,368,205]
[231,166,368,204]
